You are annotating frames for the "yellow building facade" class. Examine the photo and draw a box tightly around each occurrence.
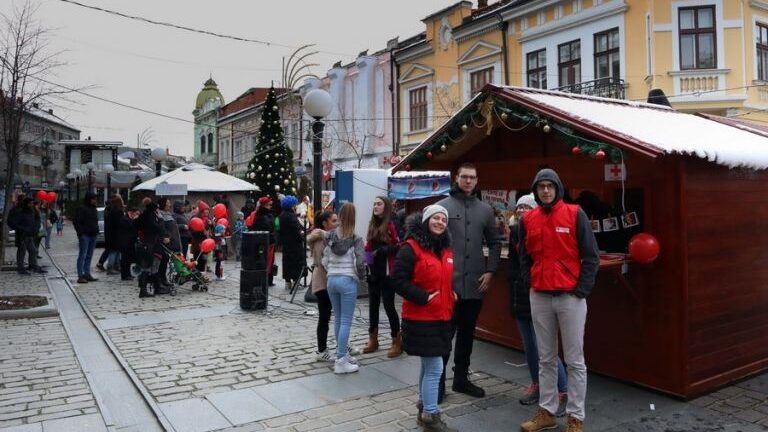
[395,0,768,153]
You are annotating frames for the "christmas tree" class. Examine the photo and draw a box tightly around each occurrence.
[245,85,298,199]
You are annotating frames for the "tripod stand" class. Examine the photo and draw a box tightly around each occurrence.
[289,264,313,303]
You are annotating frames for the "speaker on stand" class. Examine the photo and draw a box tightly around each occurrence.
[240,231,270,310]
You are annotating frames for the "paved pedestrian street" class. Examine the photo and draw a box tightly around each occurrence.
[2,230,768,431]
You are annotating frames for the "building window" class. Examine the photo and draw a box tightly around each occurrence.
[200,135,206,154]
[409,86,427,131]
[594,28,620,80]
[679,6,716,70]
[558,40,581,87]
[207,133,213,153]
[758,23,768,81]
[469,67,494,95]
[527,49,547,89]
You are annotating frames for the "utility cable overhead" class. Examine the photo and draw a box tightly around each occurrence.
[57,0,355,58]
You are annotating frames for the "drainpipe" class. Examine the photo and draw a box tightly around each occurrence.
[498,13,510,85]
[391,50,400,155]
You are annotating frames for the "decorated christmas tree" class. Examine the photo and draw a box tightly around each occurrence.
[245,85,298,199]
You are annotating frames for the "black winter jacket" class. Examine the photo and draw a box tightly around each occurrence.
[249,207,275,244]
[393,213,454,358]
[506,226,531,320]
[117,214,138,252]
[105,207,124,251]
[73,203,99,237]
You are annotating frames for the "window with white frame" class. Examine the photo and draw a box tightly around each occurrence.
[470,66,494,95]
[558,40,581,87]
[594,28,620,80]
[757,23,768,81]
[679,6,716,70]
[527,49,547,89]
[409,86,428,131]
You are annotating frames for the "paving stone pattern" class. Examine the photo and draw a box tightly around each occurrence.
[0,317,99,428]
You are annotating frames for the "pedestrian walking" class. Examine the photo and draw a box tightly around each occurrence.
[173,201,191,259]
[507,194,568,413]
[56,209,64,236]
[135,198,167,297]
[157,197,181,287]
[392,205,457,432]
[518,168,599,432]
[278,195,305,290]
[41,201,55,249]
[362,196,402,357]
[11,197,46,274]
[73,192,100,284]
[104,195,124,275]
[322,203,365,374]
[118,207,140,281]
[249,197,276,286]
[436,162,502,401]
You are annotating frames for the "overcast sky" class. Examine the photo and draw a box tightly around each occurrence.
[1,0,454,156]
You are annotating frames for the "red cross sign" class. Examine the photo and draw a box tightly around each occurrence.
[604,163,626,181]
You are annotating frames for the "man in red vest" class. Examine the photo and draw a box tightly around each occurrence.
[519,168,599,432]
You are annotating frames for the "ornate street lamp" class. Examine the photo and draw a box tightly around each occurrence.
[86,161,95,193]
[73,169,83,201]
[103,164,115,200]
[151,147,167,177]
[303,88,333,217]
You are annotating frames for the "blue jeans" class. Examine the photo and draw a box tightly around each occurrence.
[77,235,97,277]
[44,226,52,248]
[517,318,567,393]
[327,275,358,359]
[419,356,443,415]
[107,251,120,270]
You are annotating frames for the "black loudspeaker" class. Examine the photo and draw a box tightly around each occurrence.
[240,269,267,310]
[241,231,270,271]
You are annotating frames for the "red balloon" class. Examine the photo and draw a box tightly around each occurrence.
[200,238,216,253]
[213,203,227,219]
[46,191,57,203]
[36,190,47,201]
[629,233,660,264]
[217,218,229,228]
[189,217,205,232]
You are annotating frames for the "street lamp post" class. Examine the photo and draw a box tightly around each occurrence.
[303,89,333,217]
[103,164,115,200]
[66,173,74,201]
[151,147,167,178]
[86,161,95,193]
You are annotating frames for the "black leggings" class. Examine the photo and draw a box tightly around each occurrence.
[368,276,400,337]
[316,289,332,352]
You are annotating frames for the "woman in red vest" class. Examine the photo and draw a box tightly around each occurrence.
[393,205,458,432]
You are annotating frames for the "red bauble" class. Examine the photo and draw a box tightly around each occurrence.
[628,233,660,264]
[595,149,606,161]
[405,164,412,171]
[200,238,216,253]
[426,151,433,160]
[571,146,582,155]
[189,217,205,232]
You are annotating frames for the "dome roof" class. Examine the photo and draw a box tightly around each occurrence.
[195,78,224,110]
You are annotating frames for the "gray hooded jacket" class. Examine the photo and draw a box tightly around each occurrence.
[519,168,600,297]
[322,229,365,281]
[437,185,502,300]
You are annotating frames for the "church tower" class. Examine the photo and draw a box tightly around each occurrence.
[193,77,224,166]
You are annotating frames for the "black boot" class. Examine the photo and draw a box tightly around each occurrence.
[452,373,485,398]
[154,275,170,295]
[139,273,154,298]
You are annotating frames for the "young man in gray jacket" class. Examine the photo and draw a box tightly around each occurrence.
[437,163,502,401]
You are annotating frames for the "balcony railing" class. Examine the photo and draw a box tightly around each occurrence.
[554,77,627,100]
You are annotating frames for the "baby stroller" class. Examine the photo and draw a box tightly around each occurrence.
[162,244,211,292]
[133,240,177,296]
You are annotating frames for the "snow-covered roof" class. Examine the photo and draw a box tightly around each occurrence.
[509,87,768,170]
[133,163,259,193]
[27,106,79,132]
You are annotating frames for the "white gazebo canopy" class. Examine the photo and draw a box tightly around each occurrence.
[132,163,259,192]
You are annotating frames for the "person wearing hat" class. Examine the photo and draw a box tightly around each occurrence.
[73,191,100,284]
[519,169,599,432]
[278,195,304,290]
[508,194,568,412]
[241,198,256,220]
[392,204,457,432]
[250,196,277,286]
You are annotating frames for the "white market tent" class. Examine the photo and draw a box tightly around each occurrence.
[132,163,259,193]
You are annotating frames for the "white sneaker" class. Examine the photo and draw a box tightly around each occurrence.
[334,356,359,374]
[216,275,227,281]
[347,345,361,356]
[345,353,358,365]
[316,350,334,363]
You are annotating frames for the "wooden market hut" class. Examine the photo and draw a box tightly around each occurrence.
[391,85,768,398]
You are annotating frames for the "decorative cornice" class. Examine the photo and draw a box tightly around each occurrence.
[751,0,768,13]
[519,1,628,43]
[395,42,434,63]
[398,64,435,84]
[457,41,502,65]
[499,0,564,23]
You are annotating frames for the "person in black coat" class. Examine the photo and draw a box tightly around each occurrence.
[277,196,304,289]
[173,201,191,258]
[13,198,45,274]
[134,198,167,297]
[73,192,99,283]
[250,196,277,285]
[104,195,125,274]
[118,207,140,281]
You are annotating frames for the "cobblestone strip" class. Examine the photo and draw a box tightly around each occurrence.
[212,373,519,432]
[0,317,99,428]
[690,377,768,428]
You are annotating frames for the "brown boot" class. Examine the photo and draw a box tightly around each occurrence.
[362,328,379,354]
[387,332,402,358]
[565,415,583,432]
[520,407,556,432]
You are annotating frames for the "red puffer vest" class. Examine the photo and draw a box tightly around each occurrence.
[523,200,581,292]
[401,238,455,321]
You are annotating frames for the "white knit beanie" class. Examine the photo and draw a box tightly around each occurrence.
[422,204,448,223]
[516,193,538,210]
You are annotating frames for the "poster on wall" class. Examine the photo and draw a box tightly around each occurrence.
[388,171,451,200]
[480,190,517,239]
[321,190,335,210]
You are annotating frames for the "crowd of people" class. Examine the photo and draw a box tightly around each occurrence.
[6,193,58,275]
[306,163,597,432]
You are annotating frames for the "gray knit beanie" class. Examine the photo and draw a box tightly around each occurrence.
[422,204,448,223]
